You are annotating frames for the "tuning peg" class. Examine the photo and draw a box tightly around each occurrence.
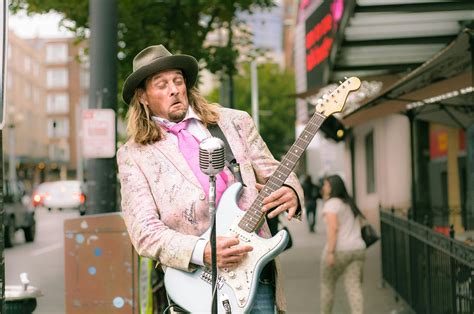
[344,76,348,80]
[322,94,329,100]
[317,98,323,104]
[339,81,343,84]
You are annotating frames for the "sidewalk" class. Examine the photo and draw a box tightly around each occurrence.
[279,216,415,314]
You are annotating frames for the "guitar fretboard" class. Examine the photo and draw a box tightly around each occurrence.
[238,112,327,233]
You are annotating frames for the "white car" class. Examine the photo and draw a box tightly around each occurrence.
[32,180,86,215]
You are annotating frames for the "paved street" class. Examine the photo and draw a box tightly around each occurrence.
[5,208,77,314]
[280,215,415,314]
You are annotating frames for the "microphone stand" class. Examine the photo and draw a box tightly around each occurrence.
[208,175,218,314]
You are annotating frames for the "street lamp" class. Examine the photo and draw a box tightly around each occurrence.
[7,106,25,197]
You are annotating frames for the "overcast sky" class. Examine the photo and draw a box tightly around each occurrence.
[8,11,74,38]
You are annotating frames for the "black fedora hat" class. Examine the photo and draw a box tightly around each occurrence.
[122,45,199,104]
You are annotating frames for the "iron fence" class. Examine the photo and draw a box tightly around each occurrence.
[381,210,474,314]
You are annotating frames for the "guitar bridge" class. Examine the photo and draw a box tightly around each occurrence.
[200,268,225,289]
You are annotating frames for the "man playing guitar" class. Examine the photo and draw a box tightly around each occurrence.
[118,44,304,313]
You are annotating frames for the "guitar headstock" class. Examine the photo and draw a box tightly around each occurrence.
[315,77,361,117]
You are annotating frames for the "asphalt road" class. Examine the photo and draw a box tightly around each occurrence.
[5,207,78,314]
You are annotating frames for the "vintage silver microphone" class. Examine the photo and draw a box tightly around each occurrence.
[199,137,225,177]
[198,137,225,314]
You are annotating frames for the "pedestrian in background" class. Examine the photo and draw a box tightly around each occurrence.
[302,174,318,233]
[320,174,366,314]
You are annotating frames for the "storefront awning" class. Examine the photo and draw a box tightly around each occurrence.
[342,28,473,128]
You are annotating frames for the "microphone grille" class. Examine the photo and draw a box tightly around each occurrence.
[199,137,226,175]
[199,146,225,172]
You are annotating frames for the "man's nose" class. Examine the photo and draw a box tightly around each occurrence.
[169,82,179,95]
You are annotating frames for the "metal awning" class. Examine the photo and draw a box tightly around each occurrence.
[342,28,473,128]
[331,0,474,81]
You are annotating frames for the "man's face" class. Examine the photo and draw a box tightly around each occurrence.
[140,69,189,122]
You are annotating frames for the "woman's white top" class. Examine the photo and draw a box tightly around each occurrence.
[322,197,366,251]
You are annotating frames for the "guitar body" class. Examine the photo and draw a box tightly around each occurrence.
[164,182,289,313]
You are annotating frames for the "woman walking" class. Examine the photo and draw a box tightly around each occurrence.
[320,175,366,314]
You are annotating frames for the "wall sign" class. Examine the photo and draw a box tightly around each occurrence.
[305,0,344,89]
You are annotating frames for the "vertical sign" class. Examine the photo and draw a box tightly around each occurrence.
[305,0,345,89]
[82,109,116,158]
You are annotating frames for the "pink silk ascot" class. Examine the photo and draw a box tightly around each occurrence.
[166,119,228,204]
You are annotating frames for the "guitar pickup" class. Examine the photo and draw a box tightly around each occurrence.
[200,268,225,289]
[228,227,251,242]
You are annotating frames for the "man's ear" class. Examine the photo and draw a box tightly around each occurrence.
[138,90,148,106]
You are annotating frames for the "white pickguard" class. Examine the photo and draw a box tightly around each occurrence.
[164,183,289,313]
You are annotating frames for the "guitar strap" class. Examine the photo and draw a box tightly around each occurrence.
[208,123,245,186]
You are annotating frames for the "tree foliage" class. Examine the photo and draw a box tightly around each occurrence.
[207,63,296,159]
[9,0,275,116]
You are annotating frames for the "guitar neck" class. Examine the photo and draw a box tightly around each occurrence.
[238,112,327,233]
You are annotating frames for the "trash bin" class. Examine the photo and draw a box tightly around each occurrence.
[5,273,43,314]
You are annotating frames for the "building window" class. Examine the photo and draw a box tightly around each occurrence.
[32,88,40,105]
[47,93,69,113]
[80,68,89,89]
[25,82,32,100]
[47,68,68,88]
[46,43,68,63]
[365,130,375,194]
[49,143,70,161]
[47,118,69,138]
[80,95,89,109]
[24,56,32,73]
[32,61,40,77]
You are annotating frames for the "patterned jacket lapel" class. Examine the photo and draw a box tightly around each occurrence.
[152,134,202,188]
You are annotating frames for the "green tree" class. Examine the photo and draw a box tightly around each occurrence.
[208,63,296,159]
[9,0,274,116]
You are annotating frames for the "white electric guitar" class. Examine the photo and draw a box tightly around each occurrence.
[164,77,361,313]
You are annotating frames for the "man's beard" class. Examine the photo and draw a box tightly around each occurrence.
[168,107,187,122]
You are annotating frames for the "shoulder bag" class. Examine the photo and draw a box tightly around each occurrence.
[360,216,379,248]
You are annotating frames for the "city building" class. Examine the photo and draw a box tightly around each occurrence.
[5,30,48,191]
[294,0,473,231]
[5,30,89,189]
[292,1,473,310]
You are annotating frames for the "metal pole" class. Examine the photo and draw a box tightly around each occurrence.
[0,0,7,310]
[408,111,418,221]
[466,26,474,230]
[86,0,118,214]
[75,105,83,183]
[7,124,17,196]
[251,60,259,131]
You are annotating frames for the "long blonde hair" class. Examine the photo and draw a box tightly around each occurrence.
[126,87,220,145]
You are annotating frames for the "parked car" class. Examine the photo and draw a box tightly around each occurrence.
[32,180,86,215]
[4,181,36,248]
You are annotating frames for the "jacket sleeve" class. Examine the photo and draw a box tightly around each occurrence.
[241,111,305,218]
[117,144,199,271]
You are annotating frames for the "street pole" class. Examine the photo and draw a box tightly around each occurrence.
[86,0,118,214]
[0,0,7,310]
[7,123,18,197]
[250,60,259,131]
[75,105,83,184]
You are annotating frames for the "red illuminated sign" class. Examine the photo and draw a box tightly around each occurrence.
[305,0,345,89]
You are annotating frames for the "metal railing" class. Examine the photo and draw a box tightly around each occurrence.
[381,210,474,314]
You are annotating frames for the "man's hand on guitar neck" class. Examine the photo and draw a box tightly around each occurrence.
[256,183,300,220]
[203,236,253,269]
